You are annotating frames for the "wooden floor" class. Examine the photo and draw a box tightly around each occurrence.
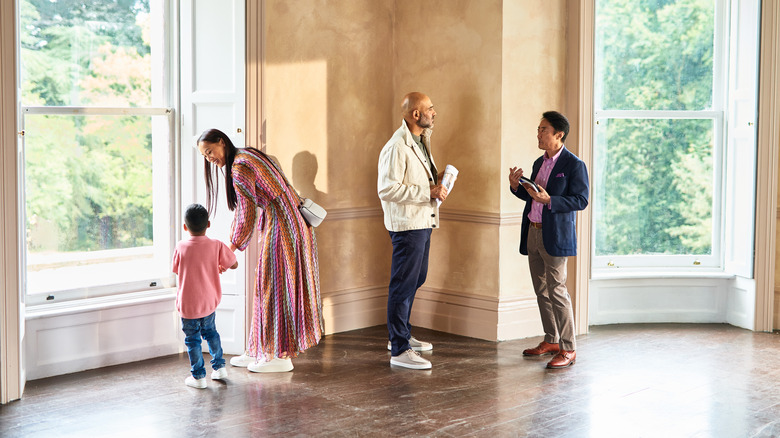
[2,324,780,437]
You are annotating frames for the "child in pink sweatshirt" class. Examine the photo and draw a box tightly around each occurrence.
[172,204,238,389]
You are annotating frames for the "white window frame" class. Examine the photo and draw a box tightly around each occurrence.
[19,0,179,307]
[592,0,730,274]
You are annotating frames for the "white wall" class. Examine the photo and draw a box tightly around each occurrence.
[589,276,754,329]
[25,293,180,380]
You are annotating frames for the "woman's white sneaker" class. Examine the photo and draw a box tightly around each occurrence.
[390,349,432,369]
[229,353,254,368]
[247,358,294,373]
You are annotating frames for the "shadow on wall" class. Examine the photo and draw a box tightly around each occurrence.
[265,151,326,205]
[293,151,328,204]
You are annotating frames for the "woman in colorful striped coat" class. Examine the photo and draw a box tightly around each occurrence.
[197,128,323,373]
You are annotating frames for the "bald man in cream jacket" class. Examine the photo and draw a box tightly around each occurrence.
[378,92,450,370]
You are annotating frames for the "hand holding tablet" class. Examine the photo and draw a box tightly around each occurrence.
[519,176,540,192]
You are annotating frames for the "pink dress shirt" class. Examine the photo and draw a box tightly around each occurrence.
[527,146,564,223]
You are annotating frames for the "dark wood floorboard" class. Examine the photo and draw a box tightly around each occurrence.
[2,324,780,437]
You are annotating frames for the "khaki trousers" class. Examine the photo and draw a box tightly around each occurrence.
[527,226,576,351]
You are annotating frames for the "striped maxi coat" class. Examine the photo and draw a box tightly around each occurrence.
[229,148,323,359]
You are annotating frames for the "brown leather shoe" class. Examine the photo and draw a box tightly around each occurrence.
[522,341,560,356]
[547,350,576,369]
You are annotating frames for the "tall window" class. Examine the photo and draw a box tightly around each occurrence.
[593,0,725,270]
[19,0,174,305]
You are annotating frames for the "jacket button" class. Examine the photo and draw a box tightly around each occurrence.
[432,224,436,228]
[429,178,433,182]
[431,214,435,217]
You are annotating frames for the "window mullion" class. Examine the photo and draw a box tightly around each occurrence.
[595,110,722,120]
[22,107,171,116]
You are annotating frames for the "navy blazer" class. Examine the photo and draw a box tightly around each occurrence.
[511,147,589,257]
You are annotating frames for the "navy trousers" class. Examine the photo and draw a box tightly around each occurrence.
[387,228,432,356]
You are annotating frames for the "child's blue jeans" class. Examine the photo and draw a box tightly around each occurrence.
[181,312,225,379]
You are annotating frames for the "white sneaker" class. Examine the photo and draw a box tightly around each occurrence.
[387,336,434,352]
[211,367,228,380]
[390,349,432,370]
[230,353,254,368]
[247,358,294,373]
[185,376,207,389]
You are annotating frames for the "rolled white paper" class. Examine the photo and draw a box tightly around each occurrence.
[437,164,459,206]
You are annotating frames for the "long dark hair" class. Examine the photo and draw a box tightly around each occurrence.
[198,129,238,215]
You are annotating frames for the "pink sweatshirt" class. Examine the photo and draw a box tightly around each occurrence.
[172,235,237,319]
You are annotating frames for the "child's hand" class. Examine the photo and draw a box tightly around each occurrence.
[218,261,239,273]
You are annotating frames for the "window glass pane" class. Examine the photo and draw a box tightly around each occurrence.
[594,0,715,111]
[24,113,170,299]
[19,0,152,107]
[593,118,714,256]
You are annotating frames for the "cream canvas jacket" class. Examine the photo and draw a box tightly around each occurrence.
[377,120,439,232]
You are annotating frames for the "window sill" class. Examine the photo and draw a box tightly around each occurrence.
[591,270,736,281]
[26,288,176,320]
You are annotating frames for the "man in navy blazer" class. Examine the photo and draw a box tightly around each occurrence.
[509,111,589,369]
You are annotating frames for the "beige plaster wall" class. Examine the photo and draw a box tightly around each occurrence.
[259,0,574,337]
[262,0,396,333]
[394,0,504,214]
[263,0,395,207]
[430,223,500,296]
[394,0,504,298]
[500,0,569,299]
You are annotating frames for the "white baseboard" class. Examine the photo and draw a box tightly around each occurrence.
[321,285,545,342]
[496,297,545,341]
[411,289,498,341]
[411,288,543,342]
[321,286,387,335]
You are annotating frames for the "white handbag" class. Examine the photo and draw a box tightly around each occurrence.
[299,197,327,227]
